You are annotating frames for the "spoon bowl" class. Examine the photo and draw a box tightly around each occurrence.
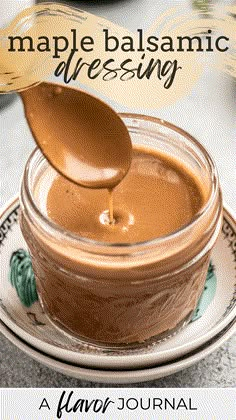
[20,82,132,189]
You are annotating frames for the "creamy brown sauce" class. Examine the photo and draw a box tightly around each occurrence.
[46,147,205,243]
[24,145,208,344]
[20,83,211,344]
[21,82,132,189]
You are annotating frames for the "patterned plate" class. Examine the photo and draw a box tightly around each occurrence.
[0,316,235,384]
[0,197,235,370]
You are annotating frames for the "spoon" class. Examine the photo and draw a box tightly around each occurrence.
[20,82,132,189]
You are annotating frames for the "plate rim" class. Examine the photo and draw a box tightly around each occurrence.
[0,196,236,370]
[0,316,235,384]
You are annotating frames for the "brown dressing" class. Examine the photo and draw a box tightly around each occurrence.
[23,145,208,344]
[20,82,132,191]
[19,84,213,344]
[46,147,205,243]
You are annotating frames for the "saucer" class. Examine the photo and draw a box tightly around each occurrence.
[0,196,235,370]
[0,316,235,384]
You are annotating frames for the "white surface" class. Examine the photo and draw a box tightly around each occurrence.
[0,0,33,27]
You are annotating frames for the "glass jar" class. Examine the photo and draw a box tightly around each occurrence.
[20,114,222,348]
[0,0,35,109]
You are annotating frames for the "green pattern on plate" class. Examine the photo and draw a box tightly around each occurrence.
[9,249,38,307]
[9,249,217,319]
[192,261,216,321]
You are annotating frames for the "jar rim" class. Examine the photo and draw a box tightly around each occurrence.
[22,113,219,251]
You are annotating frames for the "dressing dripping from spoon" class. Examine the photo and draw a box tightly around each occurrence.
[20,82,132,224]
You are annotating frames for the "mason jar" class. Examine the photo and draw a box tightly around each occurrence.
[0,0,35,109]
[20,114,222,348]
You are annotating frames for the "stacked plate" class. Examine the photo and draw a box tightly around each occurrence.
[0,197,235,384]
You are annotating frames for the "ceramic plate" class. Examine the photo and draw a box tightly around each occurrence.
[0,316,235,384]
[0,197,235,369]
